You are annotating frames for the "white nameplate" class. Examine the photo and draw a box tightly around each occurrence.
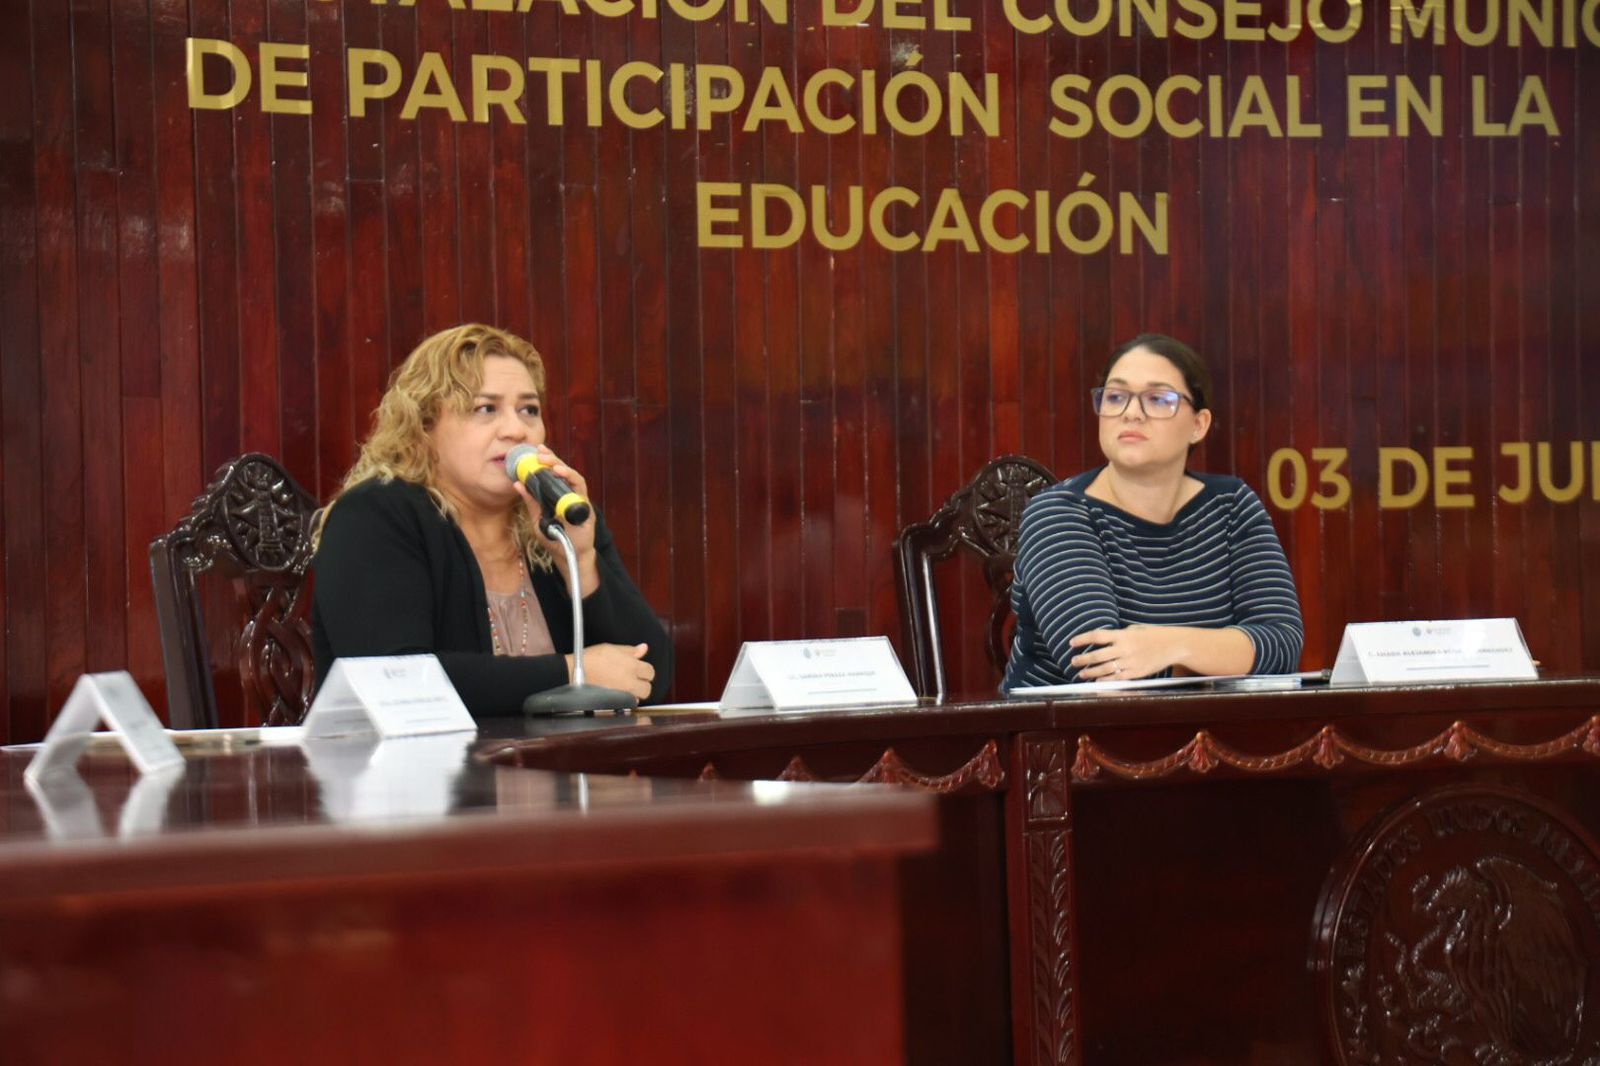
[719,637,918,712]
[304,655,476,740]
[25,672,184,784]
[1329,618,1537,685]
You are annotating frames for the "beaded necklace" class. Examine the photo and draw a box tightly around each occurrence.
[487,556,533,656]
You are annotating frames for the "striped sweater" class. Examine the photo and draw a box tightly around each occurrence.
[1003,468,1304,689]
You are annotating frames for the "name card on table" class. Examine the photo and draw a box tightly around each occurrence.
[1329,618,1538,685]
[719,637,918,712]
[303,655,476,740]
[25,672,184,784]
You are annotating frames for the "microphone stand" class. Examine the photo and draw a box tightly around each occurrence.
[521,516,640,717]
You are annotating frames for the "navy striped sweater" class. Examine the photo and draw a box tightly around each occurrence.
[1003,468,1304,689]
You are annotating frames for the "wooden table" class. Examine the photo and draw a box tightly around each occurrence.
[485,678,1600,1065]
[0,738,936,1065]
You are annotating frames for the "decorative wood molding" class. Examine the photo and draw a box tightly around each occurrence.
[1026,738,1071,821]
[776,756,816,782]
[704,741,1007,795]
[1021,737,1077,1065]
[857,741,1006,794]
[1027,828,1076,1066]
[1072,717,1600,783]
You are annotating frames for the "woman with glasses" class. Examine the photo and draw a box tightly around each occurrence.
[1003,334,1303,689]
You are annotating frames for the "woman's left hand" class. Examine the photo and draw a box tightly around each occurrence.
[1068,625,1185,681]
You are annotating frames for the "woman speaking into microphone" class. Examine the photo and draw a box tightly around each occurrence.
[310,323,672,716]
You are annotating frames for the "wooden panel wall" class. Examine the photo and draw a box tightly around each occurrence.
[0,0,1596,740]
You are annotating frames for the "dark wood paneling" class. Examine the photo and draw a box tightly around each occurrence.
[112,0,166,704]
[1577,19,1600,673]
[34,0,88,727]
[2,1,1598,736]
[0,0,41,746]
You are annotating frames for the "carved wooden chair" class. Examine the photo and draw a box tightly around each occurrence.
[894,455,1056,700]
[150,454,320,729]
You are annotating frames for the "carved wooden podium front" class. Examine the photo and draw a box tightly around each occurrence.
[1005,711,1600,1065]
[489,680,1600,1065]
[1314,784,1598,1064]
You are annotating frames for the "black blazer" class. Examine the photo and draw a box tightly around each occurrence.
[311,477,673,716]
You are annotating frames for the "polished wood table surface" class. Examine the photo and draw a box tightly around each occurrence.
[0,737,936,1065]
[486,678,1600,1066]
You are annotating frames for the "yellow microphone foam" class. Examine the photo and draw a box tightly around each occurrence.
[512,453,544,481]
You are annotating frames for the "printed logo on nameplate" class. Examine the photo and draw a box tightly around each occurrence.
[303,655,476,739]
[26,671,184,784]
[1329,618,1537,685]
[719,637,918,712]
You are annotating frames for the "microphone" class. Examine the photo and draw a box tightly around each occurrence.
[504,445,592,527]
[507,453,637,718]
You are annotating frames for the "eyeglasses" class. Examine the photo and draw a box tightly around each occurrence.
[1091,386,1193,420]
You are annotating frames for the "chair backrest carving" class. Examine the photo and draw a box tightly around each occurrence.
[150,454,319,729]
[894,455,1055,699]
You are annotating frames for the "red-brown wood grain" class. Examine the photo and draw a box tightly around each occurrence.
[308,0,353,503]
[35,0,88,725]
[0,0,40,747]
[0,748,932,1065]
[1434,33,1468,628]
[1573,29,1600,673]
[699,17,737,686]
[112,0,166,702]
[1,0,1597,736]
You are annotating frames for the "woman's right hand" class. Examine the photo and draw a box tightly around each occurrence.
[567,643,655,700]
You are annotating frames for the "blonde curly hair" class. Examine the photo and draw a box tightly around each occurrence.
[318,323,552,566]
